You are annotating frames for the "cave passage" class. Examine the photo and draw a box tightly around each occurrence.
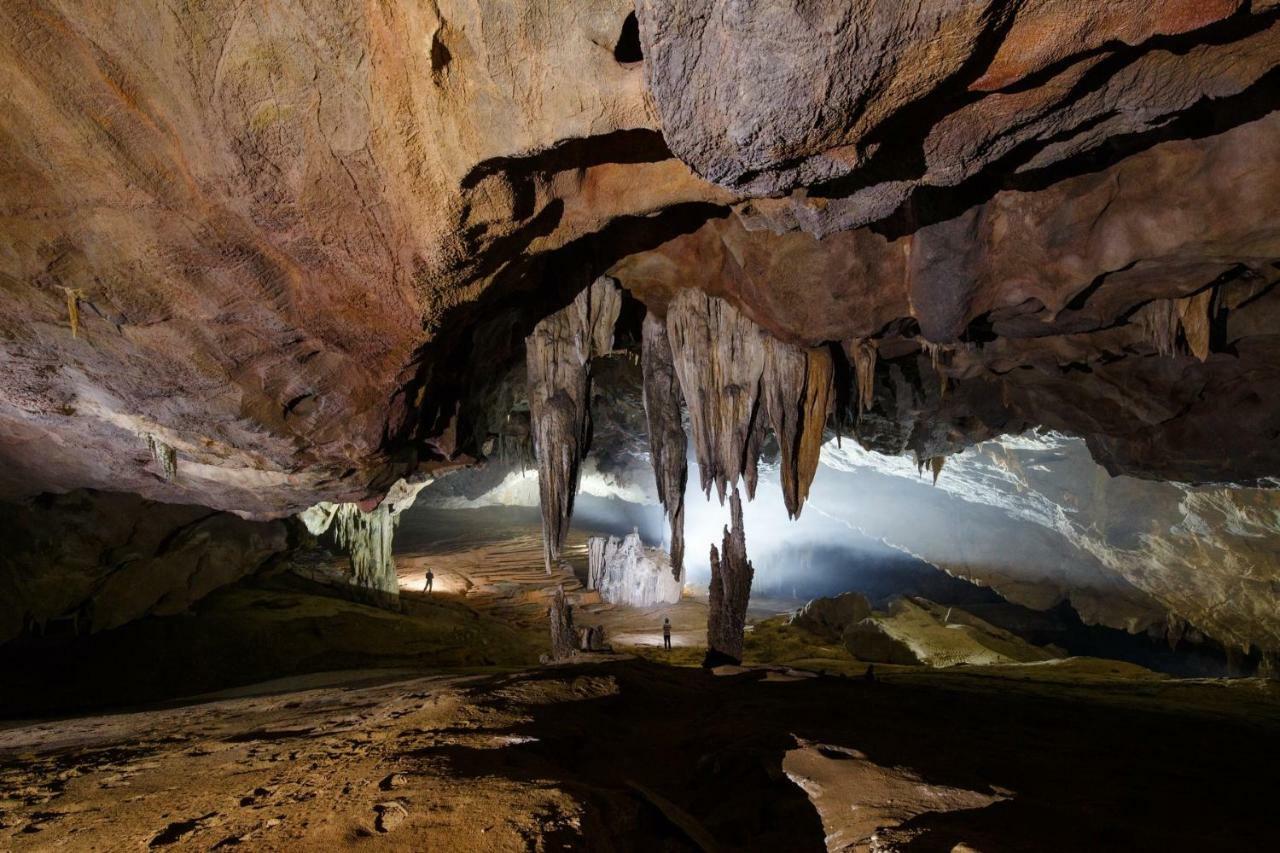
[2,2,1279,849]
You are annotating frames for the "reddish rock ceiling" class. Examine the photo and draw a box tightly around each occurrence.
[1,1,1279,516]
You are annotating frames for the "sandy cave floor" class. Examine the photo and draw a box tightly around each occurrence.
[2,512,1279,850]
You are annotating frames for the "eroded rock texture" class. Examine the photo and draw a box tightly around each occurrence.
[641,312,688,574]
[637,0,1279,232]
[705,489,754,666]
[527,277,622,571]
[0,491,287,644]
[587,531,682,608]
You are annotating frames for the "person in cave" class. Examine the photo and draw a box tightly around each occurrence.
[424,569,434,593]
[662,616,672,650]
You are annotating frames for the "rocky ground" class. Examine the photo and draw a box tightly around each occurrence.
[1,657,1277,852]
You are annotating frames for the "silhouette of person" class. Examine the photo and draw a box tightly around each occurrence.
[662,616,672,651]
[424,569,434,593]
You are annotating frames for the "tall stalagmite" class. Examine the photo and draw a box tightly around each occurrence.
[705,488,754,667]
[527,277,622,572]
[641,312,688,575]
[763,341,833,519]
[548,585,577,662]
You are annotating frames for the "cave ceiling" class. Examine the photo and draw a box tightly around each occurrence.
[1,0,1279,520]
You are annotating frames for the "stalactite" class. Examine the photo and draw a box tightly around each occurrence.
[526,276,621,572]
[146,434,178,482]
[849,337,877,414]
[666,290,768,503]
[1177,288,1215,362]
[930,455,945,485]
[641,312,688,577]
[298,480,428,600]
[1140,298,1182,357]
[548,585,577,662]
[329,502,399,595]
[763,340,833,519]
[62,287,86,338]
[1140,288,1217,361]
[705,488,754,667]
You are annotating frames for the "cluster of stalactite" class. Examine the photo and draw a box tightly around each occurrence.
[328,502,398,595]
[641,313,688,576]
[1139,288,1216,361]
[526,276,622,572]
[665,291,833,518]
[705,488,754,667]
[298,481,426,599]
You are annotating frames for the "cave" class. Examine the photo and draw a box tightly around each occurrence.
[1,3,1278,850]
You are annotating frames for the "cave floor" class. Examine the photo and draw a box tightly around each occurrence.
[1,657,1276,852]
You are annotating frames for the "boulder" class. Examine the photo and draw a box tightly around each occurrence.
[790,593,872,641]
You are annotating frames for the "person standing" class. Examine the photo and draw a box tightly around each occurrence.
[424,569,435,593]
[662,616,672,651]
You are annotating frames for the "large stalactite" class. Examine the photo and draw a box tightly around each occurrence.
[666,289,834,518]
[705,487,755,667]
[666,290,769,503]
[526,277,622,572]
[763,340,834,519]
[641,312,689,576]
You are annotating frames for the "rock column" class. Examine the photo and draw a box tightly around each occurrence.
[704,488,754,667]
[526,277,621,572]
[641,311,688,575]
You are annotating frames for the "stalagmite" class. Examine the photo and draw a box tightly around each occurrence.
[666,290,769,503]
[145,434,178,482]
[848,338,877,414]
[704,488,754,667]
[586,531,682,607]
[763,340,833,519]
[548,585,577,662]
[641,312,688,575]
[526,276,621,572]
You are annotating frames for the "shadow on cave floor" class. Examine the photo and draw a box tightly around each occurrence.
[413,660,1280,852]
[0,657,1276,851]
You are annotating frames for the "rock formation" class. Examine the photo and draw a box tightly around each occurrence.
[705,488,754,667]
[790,593,872,642]
[1,1,1279,664]
[842,597,1058,668]
[586,531,682,608]
[762,341,833,519]
[641,312,688,575]
[547,586,577,662]
[526,277,622,571]
[0,490,287,643]
[666,290,833,517]
[299,480,428,599]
